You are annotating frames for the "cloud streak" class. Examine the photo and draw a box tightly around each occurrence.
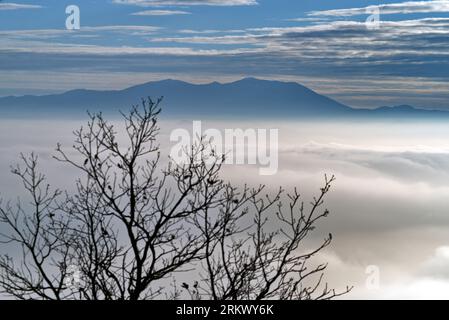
[0,2,41,10]
[131,10,191,15]
[113,0,257,7]
[309,0,449,17]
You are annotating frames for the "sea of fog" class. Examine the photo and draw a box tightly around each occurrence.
[2,118,449,299]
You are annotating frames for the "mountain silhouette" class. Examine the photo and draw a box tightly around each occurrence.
[0,78,446,119]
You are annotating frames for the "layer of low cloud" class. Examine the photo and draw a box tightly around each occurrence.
[1,119,449,299]
[292,141,449,186]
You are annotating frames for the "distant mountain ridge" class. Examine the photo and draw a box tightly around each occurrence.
[0,78,446,119]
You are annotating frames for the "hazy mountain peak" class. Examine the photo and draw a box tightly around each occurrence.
[0,79,446,119]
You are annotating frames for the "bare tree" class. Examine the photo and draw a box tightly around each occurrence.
[0,98,351,300]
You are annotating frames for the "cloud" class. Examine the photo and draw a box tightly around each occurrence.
[309,0,449,17]
[291,141,449,186]
[151,34,261,45]
[140,17,449,66]
[0,2,41,10]
[179,29,246,34]
[355,245,449,299]
[3,15,449,69]
[113,0,257,7]
[3,120,449,299]
[419,246,449,279]
[132,10,190,16]
[0,25,162,41]
[285,17,329,23]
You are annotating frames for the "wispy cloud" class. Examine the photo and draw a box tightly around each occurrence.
[179,29,246,34]
[148,17,449,58]
[132,10,190,15]
[285,17,329,23]
[113,0,257,7]
[151,34,261,45]
[309,0,449,17]
[0,25,162,40]
[0,2,41,10]
[83,25,162,35]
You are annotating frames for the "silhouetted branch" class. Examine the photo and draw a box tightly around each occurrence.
[0,98,350,300]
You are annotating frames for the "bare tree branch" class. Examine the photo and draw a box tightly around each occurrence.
[0,98,351,300]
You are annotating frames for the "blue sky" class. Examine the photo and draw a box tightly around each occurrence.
[2,0,449,109]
